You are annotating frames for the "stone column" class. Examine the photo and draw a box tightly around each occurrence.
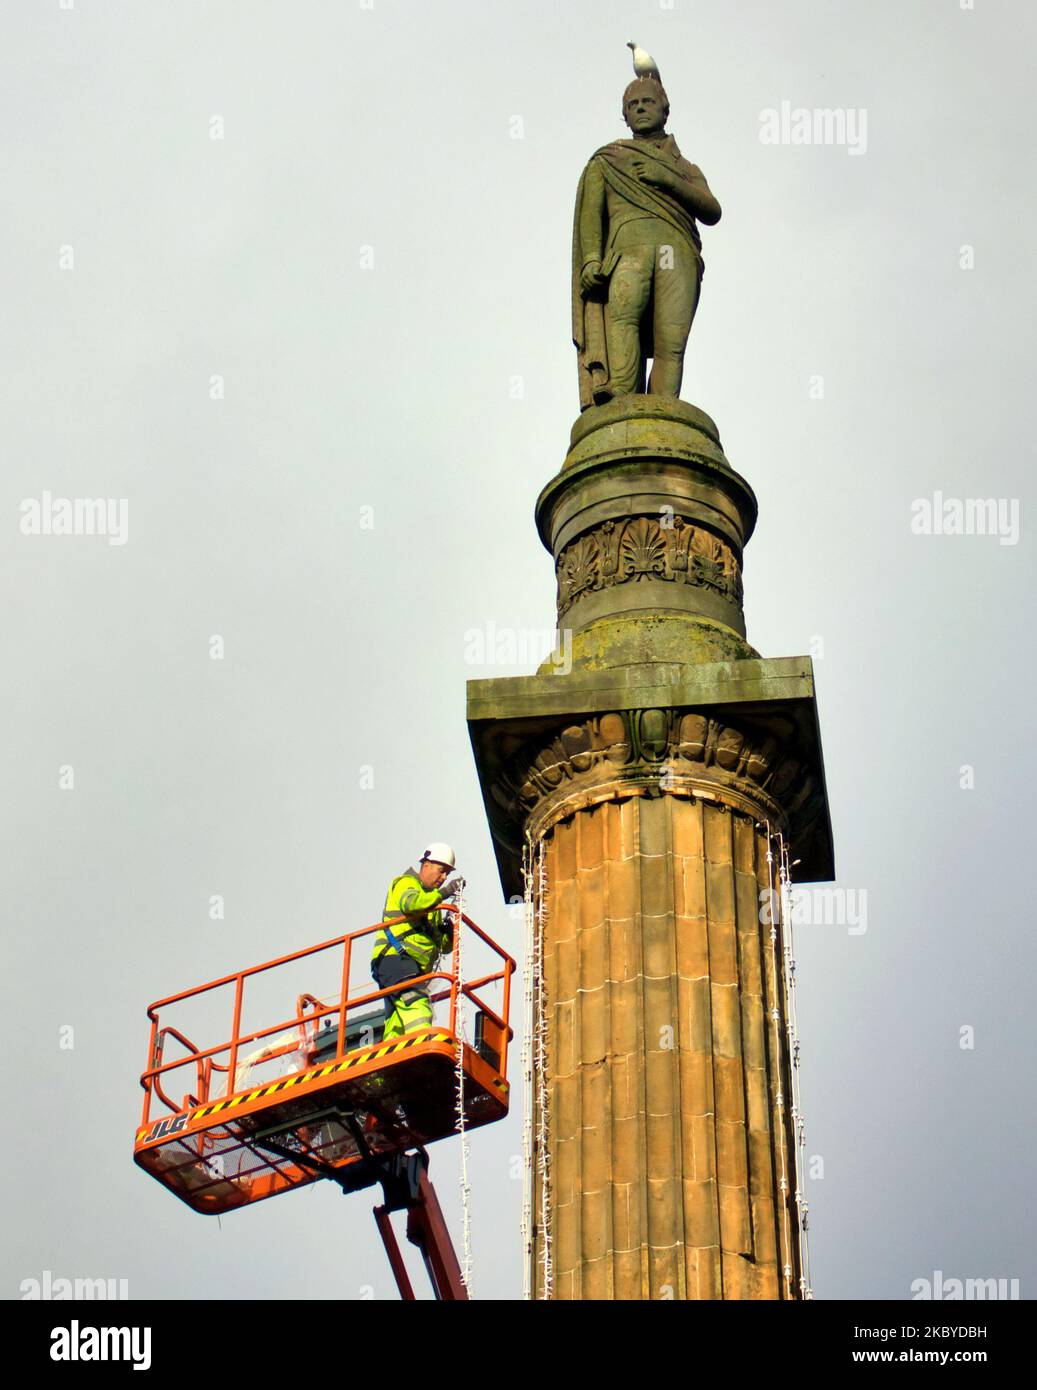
[531,781,799,1299]
[467,398,833,1300]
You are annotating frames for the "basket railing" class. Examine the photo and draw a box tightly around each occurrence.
[138,908,514,1129]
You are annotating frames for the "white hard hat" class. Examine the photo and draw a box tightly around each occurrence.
[421,842,456,869]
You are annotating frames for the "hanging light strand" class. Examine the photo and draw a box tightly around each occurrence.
[520,835,536,1301]
[776,830,813,1299]
[765,821,795,1299]
[453,886,473,1295]
[532,838,553,1299]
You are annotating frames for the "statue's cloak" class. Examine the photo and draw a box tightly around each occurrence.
[572,135,703,409]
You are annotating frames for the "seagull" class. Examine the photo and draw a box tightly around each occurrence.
[627,42,661,81]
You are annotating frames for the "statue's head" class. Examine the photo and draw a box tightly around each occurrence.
[622,77,669,136]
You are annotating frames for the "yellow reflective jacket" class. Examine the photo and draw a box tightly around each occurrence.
[372,868,453,973]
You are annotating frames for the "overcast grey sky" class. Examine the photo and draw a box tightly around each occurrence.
[3,0,1034,1301]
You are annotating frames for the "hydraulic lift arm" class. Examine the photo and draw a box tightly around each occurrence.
[250,1107,468,1300]
[373,1157,468,1301]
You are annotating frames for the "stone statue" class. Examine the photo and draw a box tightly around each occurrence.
[572,47,722,410]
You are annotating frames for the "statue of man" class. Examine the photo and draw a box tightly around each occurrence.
[572,71,721,410]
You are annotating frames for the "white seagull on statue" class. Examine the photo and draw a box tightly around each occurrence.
[626,42,661,81]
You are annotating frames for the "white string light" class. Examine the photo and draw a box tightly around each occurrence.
[453,888,473,1295]
[764,822,795,1298]
[764,821,814,1300]
[520,835,536,1300]
[532,838,552,1299]
[776,830,813,1299]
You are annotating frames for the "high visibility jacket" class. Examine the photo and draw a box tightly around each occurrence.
[372,868,453,973]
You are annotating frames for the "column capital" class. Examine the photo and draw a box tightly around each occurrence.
[467,656,835,899]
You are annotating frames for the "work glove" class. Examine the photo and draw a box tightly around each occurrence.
[439,875,466,901]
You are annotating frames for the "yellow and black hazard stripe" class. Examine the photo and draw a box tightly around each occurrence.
[136,1028,455,1144]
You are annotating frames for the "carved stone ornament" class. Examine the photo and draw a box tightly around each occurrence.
[488,708,823,846]
[556,515,742,619]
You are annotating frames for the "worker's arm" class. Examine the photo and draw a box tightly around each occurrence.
[429,912,453,960]
[396,880,444,916]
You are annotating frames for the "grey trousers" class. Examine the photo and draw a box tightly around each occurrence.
[605,221,701,397]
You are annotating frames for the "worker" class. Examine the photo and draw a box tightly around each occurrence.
[372,843,464,1039]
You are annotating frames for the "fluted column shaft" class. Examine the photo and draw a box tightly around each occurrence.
[532,790,800,1299]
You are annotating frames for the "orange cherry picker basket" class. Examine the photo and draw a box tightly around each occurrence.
[134,907,514,1298]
